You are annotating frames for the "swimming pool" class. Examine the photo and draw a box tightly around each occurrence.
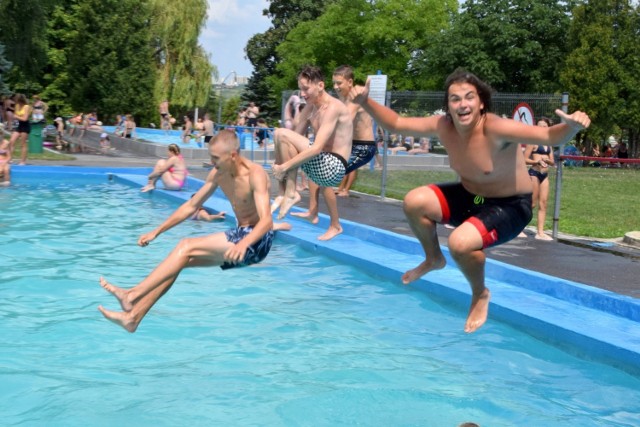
[2,167,640,426]
[102,125,274,151]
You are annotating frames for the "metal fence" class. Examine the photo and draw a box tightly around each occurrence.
[281,90,564,196]
[282,90,563,124]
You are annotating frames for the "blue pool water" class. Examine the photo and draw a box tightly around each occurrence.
[102,126,273,151]
[1,171,639,426]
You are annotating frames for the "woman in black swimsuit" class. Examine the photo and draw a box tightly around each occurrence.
[523,117,555,241]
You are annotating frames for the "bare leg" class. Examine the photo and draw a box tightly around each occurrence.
[272,128,309,217]
[401,187,447,284]
[97,234,231,332]
[448,222,490,333]
[535,178,552,240]
[141,159,169,192]
[337,170,357,197]
[317,186,342,241]
[277,167,302,219]
[19,134,28,165]
[291,180,320,224]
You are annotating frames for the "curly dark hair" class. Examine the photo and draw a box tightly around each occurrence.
[443,69,494,116]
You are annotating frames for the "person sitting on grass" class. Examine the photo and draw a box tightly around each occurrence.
[141,143,188,192]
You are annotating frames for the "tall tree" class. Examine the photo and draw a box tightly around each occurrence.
[66,0,156,122]
[244,0,338,119]
[149,0,215,110]
[271,0,457,95]
[417,0,574,93]
[561,0,640,151]
[0,0,57,84]
[0,43,13,96]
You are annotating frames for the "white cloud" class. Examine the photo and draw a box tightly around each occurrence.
[200,0,271,77]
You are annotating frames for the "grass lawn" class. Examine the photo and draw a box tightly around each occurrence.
[352,167,640,239]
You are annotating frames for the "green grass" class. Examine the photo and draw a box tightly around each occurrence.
[352,167,640,239]
[4,138,75,161]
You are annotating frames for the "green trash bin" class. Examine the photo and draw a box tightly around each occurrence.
[28,121,44,154]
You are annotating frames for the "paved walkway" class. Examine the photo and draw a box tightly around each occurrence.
[24,145,640,299]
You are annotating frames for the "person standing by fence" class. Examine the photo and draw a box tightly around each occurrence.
[523,117,555,241]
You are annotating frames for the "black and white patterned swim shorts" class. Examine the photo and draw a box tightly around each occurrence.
[301,152,348,187]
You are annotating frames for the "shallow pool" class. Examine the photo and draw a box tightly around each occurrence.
[1,172,639,426]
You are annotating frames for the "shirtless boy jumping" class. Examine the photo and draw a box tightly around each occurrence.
[351,69,590,333]
[98,130,276,332]
[271,65,353,241]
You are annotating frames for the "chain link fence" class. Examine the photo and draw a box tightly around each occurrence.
[281,90,564,198]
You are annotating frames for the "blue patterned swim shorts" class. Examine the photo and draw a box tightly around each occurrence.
[346,141,377,174]
[301,152,348,187]
[220,226,275,270]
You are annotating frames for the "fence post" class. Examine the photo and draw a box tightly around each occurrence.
[552,92,569,239]
[380,91,392,199]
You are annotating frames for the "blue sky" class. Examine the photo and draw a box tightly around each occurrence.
[200,0,272,80]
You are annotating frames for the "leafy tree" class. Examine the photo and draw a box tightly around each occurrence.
[149,0,215,110]
[561,0,640,153]
[66,0,156,124]
[0,43,13,96]
[271,0,456,96]
[0,0,58,82]
[40,3,78,117]
[244,0,337,120]
[417,0,574,93]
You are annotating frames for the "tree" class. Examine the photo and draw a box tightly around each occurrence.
[66,0,156,123]
[0,0,57,83]
[244,0,338,120]
[561,0,640,153]
[0,43,13,96]
[271,0,456,96]
[149,0,215,111]
[417,0,574,93]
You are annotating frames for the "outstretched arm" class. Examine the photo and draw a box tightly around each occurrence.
[350,79,437,137]
[489,109,590,147]
[138,169,219,246]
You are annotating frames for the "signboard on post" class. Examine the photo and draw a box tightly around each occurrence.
[367,74,388,106]
[512,102,535,125]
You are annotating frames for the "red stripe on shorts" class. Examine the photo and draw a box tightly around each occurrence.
[428,184,450,224]
[467,217,499,248]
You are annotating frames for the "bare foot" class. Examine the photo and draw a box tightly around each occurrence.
[140,184,155,193]
[535,233,553,241]
[401,256,446,284]
[336,190,350,197]
[270,196,283,214]
[98,305,138,333]
[276,192,301,220]
[273,222,293,232]
[99,277,133,311]
[464,288,491,333]
[317,225,343,241]
[517,231,527,238]
[291,210,319,225]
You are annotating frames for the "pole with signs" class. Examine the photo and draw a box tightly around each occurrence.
[368,73,388,198]
[552,93,569,240]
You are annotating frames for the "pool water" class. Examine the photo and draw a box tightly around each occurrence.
[1,176,639,426]
[102,125,196,147]
[102,126,273,151]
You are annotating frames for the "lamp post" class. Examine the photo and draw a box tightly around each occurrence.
[216,71,237,125]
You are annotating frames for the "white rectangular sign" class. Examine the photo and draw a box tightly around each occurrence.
[367,74,388,106]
